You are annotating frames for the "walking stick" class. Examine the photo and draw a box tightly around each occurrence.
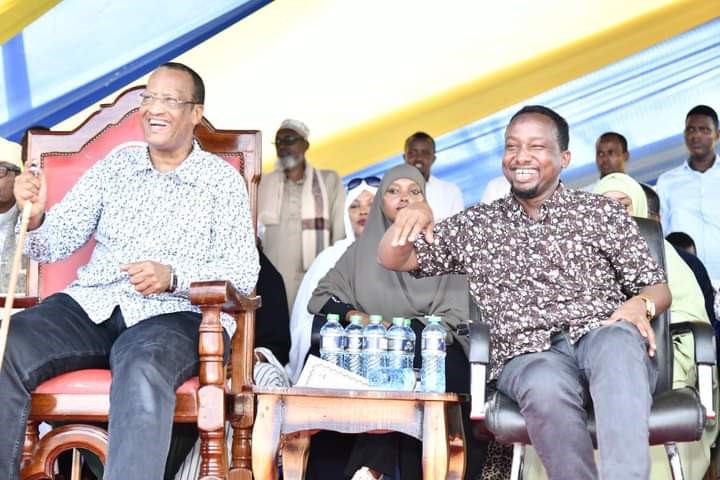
[0,173,36,372]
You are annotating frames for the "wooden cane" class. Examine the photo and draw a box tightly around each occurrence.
[0,197,33,372]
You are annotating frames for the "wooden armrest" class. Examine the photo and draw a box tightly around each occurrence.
[189,280,261,314]
[0,296,40,308]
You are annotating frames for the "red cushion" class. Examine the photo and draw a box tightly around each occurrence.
[33,369,200,395]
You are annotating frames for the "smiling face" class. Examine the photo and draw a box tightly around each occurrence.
[502,112,570,203]
[382,178,424,222]
[140,67,203,159]
[347,189,375,237]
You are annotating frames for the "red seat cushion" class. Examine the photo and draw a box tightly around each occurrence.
[33,369,200,395]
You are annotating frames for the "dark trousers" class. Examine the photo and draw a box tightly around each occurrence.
[0,293,208,480]
[496,321,657,480]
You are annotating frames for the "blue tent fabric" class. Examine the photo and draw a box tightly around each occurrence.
[349,18,720,207]
[0,0,270,142]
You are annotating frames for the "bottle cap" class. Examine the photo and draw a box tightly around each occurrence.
[349,314,363,324]
[326,313,340,322]
[403,318,412,327]
[392,317,404,326]
[369,314,383,323]
[426,315,441,323]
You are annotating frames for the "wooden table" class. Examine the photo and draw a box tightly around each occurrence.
[252,387,467,480]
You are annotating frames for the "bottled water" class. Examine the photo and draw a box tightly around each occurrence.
[344,315,365,376]
[402,318,416,370]
[386,317,409,371]
[421,315,446,392]
[367,367,416,391]
[319,313,345,368]
[363,314,386,378]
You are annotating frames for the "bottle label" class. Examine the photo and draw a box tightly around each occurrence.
[365,336,384,350]
[346,335,364,351]
[422,337,446,351]
[321,336,344,350]
[388,338,413,353]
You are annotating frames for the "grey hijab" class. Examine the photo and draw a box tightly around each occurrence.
[309,164,468,340]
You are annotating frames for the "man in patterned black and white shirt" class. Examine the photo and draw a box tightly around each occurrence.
[379,106,671,479]
[0,63,259,480]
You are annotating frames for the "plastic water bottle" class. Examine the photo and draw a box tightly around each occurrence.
[421,315,446,392]
[402,318,416,370]
[344,315,365,376]
[319,313,345,368]
[386,317,408,371]
[367,366,416,391]
[363,314,386,378]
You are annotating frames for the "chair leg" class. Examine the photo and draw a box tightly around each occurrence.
[510,443,524,480]
[21,421,40,471]
[666,443,685,480]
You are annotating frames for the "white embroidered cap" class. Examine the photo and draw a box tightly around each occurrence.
[0,137,22,170]
[278,118,310,141]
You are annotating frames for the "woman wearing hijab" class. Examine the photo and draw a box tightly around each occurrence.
[594,173,715,480]
[286,177,379,384]
[307,164,483,480]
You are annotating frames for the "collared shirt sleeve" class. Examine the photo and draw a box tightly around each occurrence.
[599,201,667,296]
[412,209,470,278]
[23,158,105,262]
[172,170,259,297]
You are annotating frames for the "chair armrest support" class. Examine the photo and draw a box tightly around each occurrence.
[671,321,717,420]
[189,280,261,313]
[469,321,491,420]
[0,296,39,308]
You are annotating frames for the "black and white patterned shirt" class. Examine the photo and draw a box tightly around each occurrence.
[413,186,666,379]
[24,141,259,334]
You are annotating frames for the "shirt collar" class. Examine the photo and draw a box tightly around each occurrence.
[505,182,567,223]
[130,139,204,185]
[682,153,719,173]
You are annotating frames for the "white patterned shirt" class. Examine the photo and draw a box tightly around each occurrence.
[24,141,259,334]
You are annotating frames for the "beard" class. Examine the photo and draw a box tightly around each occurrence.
[278,155,302,171]
[510,184,539,199]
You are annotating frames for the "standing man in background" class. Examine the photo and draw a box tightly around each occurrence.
[258,119,345,309]
[403,131,464,220]
[656,105,720,285]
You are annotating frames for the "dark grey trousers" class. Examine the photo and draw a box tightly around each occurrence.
[496,321,658,480]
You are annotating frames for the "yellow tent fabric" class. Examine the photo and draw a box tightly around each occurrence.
[0,0,60,45]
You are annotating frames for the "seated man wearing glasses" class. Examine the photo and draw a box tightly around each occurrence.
[258,119,346,309]
[2,62,259,480]
[0,137,28,292]
[403,131,464,220]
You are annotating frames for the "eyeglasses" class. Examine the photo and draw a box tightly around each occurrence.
[346,176,381,191]
[272,135,305,146]
[0,165,21,178]
[139,93,199,109]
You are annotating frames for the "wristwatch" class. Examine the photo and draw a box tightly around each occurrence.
[167,266,177,293]
[638,295,656,320]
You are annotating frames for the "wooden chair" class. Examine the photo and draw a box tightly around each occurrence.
[2,86,262,480]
